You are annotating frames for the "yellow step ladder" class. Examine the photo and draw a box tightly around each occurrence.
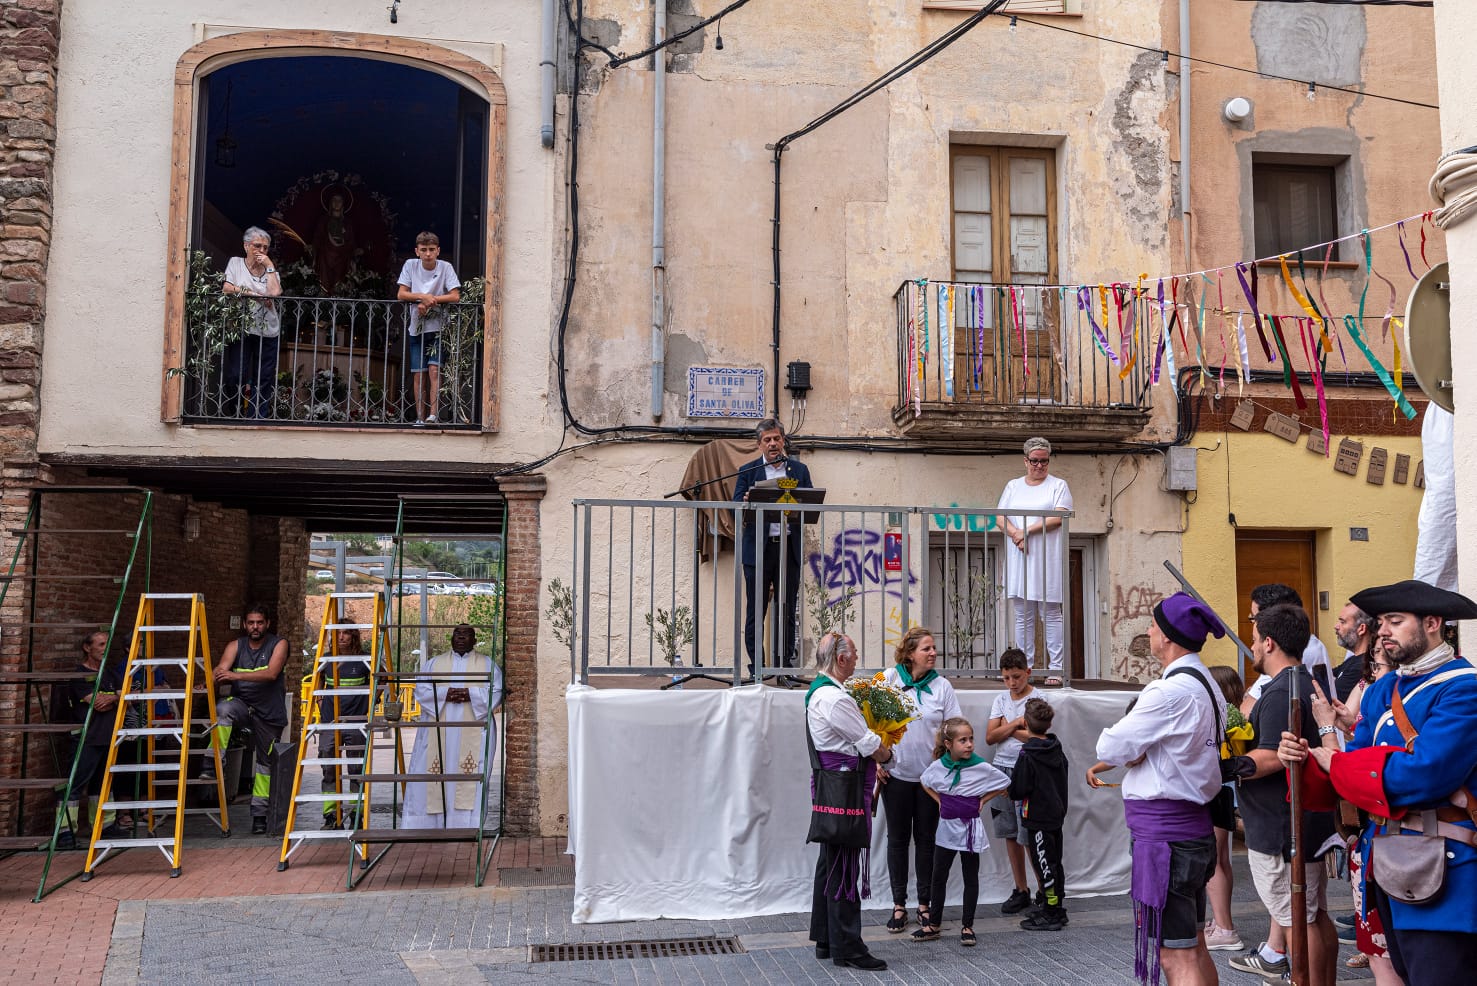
[278,592,398,870]
[82,593,229,880]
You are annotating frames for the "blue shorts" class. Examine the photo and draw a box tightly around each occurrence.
[409,331,441,372]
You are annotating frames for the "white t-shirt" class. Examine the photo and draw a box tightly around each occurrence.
[988,688,1045,769]
[397,259,462,335]
[223,256,281,338]
[1247,636,1333,701]
[996,475,1073,603]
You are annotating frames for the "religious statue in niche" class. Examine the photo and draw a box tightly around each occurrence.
[267,170,396,299]
[312,186,359,294]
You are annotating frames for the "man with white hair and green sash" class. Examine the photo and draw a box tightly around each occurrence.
[403,624,504,829]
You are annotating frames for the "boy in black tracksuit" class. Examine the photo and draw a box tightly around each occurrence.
[1008,697,1069,931]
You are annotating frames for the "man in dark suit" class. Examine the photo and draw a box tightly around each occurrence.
[732,418,813,685]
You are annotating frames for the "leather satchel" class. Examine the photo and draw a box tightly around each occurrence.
[1368,684,1449,904]
[1370,809,1448,904]
[805,720,869,849]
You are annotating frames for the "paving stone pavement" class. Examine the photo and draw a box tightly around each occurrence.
[111,855,1377,985]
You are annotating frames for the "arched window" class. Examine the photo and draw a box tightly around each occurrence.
[162,33,506,431]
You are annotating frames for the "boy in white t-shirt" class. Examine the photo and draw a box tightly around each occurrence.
[396,231,461,426]
[985,647,1048,914]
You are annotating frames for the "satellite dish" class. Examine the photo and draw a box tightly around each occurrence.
[1404,261,1453,413]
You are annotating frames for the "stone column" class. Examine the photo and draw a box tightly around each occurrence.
[498,473,546,836]
[0,0,60,830]
[1434,6,1477,602]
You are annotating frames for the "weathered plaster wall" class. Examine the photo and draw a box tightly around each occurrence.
[38,1,558,462]
[562,1,1174,433]
[1179,0,1441,376]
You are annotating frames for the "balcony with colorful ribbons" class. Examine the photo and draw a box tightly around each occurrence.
[892,279,1154,444]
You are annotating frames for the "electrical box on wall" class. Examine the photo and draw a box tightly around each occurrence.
[1166,446,1198,491]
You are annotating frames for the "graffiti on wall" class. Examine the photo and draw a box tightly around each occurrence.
[929,504,1001,533]
[807,529,918,632]
[1111,583,1164,632]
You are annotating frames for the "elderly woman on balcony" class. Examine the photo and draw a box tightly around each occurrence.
[221,225,283,418]
[997,437,1073,685]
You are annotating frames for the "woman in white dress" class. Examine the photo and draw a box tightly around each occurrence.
[403,624,504,829]
[997,437,1073,683]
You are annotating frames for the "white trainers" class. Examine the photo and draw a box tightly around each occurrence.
[425,414,438,423]
[1204,923,1243,951]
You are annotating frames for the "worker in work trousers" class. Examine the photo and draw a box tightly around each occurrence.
[319,627,371,830]
[210,604,289,835]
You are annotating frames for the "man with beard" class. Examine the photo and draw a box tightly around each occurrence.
[1330,602,1377,703]
[211,603,289,835]
[1279,580,1477,986]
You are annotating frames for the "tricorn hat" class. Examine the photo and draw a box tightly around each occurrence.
[1349,579,1477,621]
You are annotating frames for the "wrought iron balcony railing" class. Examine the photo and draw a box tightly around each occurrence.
[892,279,1153,440]
[179,295,482,428]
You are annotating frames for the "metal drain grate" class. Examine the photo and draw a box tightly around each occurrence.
[531,935,746,963]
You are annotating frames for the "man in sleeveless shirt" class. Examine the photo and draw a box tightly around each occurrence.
[212,603,289,835]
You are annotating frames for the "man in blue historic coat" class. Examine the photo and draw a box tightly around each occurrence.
[1278,579,1477,986]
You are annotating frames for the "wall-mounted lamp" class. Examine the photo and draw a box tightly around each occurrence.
[1223,96,1252,123]
[388,1,400,24]
[183,505,201,543]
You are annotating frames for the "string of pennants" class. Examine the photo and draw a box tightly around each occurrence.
[901,211,1439,455]
[1227,394,1423,493]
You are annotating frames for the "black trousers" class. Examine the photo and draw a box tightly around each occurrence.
[930,847,980,928]
[881,777,939,908]
[1372,882,1477,986]
[742,536,800,674]
[810,842,866,959]
[1027,826,1066,912]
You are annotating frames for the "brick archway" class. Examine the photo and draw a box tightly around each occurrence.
[159,30,508,431]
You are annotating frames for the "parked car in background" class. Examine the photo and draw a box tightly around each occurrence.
[468,583,499,596]
[314,570,335,581]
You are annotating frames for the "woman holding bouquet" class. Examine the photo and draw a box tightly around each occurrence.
[806,633,895,972]
[880,627,961,934]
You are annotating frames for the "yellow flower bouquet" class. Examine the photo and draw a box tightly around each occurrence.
[845,671,919,746]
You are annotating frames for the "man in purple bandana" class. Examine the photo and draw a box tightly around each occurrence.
[1096,592,1227,986]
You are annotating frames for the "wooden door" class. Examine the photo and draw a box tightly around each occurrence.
[1234,531,1317,688]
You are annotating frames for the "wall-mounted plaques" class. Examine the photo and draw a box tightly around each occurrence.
[1393,453,1410,485]
[1415,460,1426,489]
[1306,430,1328,456]
[1230,400,1255,431]
[1334,438,1364,476]
[1265,411,1301,443]
[1368,447,1388,485]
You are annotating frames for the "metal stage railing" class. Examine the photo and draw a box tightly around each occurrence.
[571,499,1073,686]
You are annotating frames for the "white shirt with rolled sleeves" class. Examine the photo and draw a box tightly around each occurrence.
[1095,654,1223,804]
[807,676,882,761]
[881,668,962,782]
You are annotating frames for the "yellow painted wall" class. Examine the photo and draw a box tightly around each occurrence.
[1183,429,1425,669]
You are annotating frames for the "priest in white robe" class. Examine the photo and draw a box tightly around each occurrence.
[403,624,504,829]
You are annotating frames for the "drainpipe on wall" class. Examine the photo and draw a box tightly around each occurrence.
[650,1,668,420]
[541,0,557,147]
[1179,0,1192,269]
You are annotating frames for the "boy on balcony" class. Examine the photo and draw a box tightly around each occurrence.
[397,231,461,426]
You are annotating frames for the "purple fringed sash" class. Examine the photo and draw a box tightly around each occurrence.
[1124,798,1212,986]
[938,793,981,852]
[813,751,877,902]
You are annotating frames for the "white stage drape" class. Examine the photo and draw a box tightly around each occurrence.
[567,683,1136,924]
